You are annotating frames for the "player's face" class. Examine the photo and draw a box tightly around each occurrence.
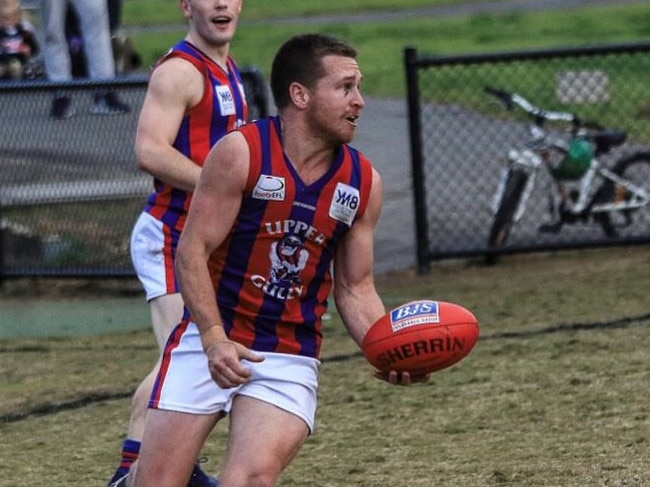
[306,55,365,146]
[182,0,242,47]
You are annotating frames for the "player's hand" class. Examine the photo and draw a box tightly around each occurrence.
[204,340,265,389]
[374,369,431,386]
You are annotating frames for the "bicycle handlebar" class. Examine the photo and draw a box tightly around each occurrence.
[485,86,604,131]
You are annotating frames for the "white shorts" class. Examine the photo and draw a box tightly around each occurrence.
[150,321,320,432]
[130,212,180,301]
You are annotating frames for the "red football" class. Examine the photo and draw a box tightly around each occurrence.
[362,300,479,375]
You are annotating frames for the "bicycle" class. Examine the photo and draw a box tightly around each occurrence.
[485,86,650,253]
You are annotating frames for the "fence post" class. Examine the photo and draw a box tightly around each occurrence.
[404,46,430,275]
[0,197,4,287]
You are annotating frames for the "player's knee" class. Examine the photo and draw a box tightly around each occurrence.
[222,465,280,487]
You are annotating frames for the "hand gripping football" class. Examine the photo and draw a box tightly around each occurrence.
[362,300,479,375]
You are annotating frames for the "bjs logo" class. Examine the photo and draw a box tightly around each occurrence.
[390,300,440,331]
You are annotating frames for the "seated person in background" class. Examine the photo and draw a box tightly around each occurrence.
[0,0,39,80]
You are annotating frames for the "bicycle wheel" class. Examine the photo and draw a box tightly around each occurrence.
[594,152,650,237]
[487,168,529,250]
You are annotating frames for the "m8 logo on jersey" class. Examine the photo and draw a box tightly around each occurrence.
[215,85,236,115]
[329,183,360,227]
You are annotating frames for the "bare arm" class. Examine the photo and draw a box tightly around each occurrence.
[134,58,204,192]
[334,169,429,385]
[334,167,386,346]
[175,131,264,387]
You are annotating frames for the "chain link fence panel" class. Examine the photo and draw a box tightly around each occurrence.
[1,71,268,277]
[405,42,650,273]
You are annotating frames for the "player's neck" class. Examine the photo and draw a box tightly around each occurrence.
[280,118,336,184]
[185,35,231,72]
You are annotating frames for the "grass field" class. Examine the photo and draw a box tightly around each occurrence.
[123,1,650,99]
[1,247,649,486]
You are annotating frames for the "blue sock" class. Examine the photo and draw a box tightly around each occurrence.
[108,439,140,484]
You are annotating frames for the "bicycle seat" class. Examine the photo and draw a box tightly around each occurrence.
[591,129,627,155]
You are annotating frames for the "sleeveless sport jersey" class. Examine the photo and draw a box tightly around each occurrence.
[144,40,248,231]
[207,116,374,359]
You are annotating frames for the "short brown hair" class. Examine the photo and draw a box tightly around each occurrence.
[270,33,358,110]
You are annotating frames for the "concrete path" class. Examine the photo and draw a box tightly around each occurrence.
[353,98,417,275]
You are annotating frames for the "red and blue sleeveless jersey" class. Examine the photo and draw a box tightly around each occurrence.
[207,116,374,359]
[144,40,248,232]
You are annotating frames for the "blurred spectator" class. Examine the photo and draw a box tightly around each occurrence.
[42,0,130,119]
[107,0,119,33]
[0,0,39,80]
[66,0,140,78]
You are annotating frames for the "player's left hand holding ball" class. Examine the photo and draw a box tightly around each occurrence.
[362,299,479,385]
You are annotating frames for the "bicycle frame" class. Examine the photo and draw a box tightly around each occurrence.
[493,142,650,224]
[590,167,649,213]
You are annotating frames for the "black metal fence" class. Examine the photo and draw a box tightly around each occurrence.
[405,41,650,273]
[0,69,268,277]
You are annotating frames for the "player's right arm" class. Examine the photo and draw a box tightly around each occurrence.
[175,131,264,388]
[134,57,204,192]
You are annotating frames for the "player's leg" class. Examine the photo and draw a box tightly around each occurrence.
[125,293,184,440]
[220,395,310,486]
[130,409,223,487]
[128,321,231,487]
[109,216,215,486]
[149,293,185,350]
[217,353,318,485]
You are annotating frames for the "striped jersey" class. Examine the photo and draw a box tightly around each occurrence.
[144,40,248,232]
[207,116,374,359]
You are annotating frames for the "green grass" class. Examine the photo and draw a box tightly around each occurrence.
[122,0,513,25]
[124,3,650,99]
[122,2,650,139]
[1,246,650,485]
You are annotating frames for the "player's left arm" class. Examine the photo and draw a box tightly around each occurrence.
[333,166,386,346]
[334,167,429,386]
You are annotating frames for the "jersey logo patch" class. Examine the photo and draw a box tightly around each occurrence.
[215,85,236,115]
[253,175,285,201]
[250,234,308,301]
[329,183,360,227]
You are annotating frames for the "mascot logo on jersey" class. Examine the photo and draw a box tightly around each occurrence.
[250,234,309,300]
[270,234,308,286]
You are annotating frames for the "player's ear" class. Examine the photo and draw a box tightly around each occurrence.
[179,0,191,19]
[289,82,309,109]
